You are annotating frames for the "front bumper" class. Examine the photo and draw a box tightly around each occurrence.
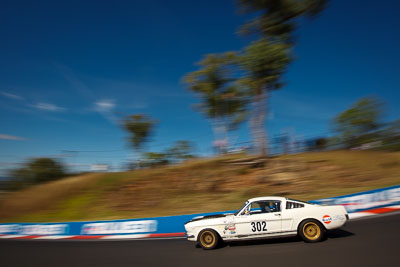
[185,232,196,241]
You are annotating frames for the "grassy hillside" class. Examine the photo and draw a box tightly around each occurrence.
[0,150,399,223]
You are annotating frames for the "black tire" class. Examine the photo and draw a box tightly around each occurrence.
[198,229,220,250]
[298,219,325,243]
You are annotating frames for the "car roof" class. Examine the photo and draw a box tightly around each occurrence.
[247,196,287,202]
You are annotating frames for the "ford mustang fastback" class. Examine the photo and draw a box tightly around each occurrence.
[184,196,348,249]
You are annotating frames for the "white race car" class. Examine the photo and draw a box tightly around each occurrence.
[184,196,348,249]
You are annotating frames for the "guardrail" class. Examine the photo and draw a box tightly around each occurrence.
[0,185,399,239]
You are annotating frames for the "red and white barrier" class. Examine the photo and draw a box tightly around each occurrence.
[0,232,186,240]
[348,205,400,219]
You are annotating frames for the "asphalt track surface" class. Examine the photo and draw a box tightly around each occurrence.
[1,213,399,267]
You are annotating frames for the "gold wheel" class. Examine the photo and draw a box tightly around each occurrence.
[199,230,216,249]
[302,222,321,241]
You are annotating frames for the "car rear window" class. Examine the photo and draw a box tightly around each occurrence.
[286,201,304,209]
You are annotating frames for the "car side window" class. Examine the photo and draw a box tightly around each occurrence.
[286,201,304,209]
[248,201,281,214]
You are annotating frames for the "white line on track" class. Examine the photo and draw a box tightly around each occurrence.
[0,235,27,239]
[349,210,400,221]
[34,236,74,240]
[101,234,149,239]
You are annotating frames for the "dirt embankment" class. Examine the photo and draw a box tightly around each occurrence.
[1,151,399,222]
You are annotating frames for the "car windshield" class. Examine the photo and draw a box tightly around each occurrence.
[234,201,249,216]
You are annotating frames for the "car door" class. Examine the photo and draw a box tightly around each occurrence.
[235,200,282,237]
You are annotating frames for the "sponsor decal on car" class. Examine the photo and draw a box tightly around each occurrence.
[223,224,236,235]
[333,215,345,221]
[322,215,332,224]
[224,224,236,230]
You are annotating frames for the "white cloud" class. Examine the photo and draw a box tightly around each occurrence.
[0,134,27,141]
[34,102,66,112]
[93,99,118,124]
[0,91,24,100]
[94,99,115,112]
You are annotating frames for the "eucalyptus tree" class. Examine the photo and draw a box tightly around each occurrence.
[238,0,328,43]
[236,0,327,156]
[183,52,248,153]
[123,114,156,155]
[334,97,383,148]
[9,158,66,190]
[239,39,292,156]
[166,140,195,162]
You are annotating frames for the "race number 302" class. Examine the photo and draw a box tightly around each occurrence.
[251,221,267,232]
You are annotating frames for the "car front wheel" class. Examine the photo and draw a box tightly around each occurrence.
[198,229,220,250]
[299,219,325,243]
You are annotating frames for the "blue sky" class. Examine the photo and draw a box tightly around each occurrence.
[1,0,399,174]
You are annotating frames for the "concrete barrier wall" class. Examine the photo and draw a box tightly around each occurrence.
[0,211,234,238]
[0,185,399,239]
[310,184,400,213]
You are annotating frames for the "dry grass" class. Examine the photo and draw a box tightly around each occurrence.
[1,151,399,223]
[0,173,103,219]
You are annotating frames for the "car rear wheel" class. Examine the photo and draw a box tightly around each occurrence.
[198,229,220,250]
[299,219,325,243]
